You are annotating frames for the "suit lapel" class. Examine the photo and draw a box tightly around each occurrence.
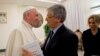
[45,24,65,49]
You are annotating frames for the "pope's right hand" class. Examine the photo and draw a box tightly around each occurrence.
[22,48,34,56]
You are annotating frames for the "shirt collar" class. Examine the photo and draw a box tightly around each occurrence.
[51,24,63,34]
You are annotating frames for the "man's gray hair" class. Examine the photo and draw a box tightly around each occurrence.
[47,4,66,22]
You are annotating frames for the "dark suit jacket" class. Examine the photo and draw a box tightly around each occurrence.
[42,24,78,56]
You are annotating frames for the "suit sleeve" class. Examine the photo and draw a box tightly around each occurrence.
[56,33,78,56]
[62,34,78,56]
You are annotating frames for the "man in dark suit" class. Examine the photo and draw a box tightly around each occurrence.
[22,4,78,56]
[42,4,78,56]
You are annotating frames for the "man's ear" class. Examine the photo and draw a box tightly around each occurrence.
[57,17,62,23]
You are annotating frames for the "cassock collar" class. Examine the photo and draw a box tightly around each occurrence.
[22,20,32,29]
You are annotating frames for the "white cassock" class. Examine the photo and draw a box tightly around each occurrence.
[6,21,43,56]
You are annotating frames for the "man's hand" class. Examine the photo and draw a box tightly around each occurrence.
[22,48,34,56]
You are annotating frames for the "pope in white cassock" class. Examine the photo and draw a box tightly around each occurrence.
[6,8,43,56]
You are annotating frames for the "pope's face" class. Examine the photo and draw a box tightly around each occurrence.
[29,10,41,28]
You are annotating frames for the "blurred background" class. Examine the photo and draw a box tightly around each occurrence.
[0,0,100,56]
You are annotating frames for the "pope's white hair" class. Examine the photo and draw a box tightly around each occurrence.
[23,6,37,19]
